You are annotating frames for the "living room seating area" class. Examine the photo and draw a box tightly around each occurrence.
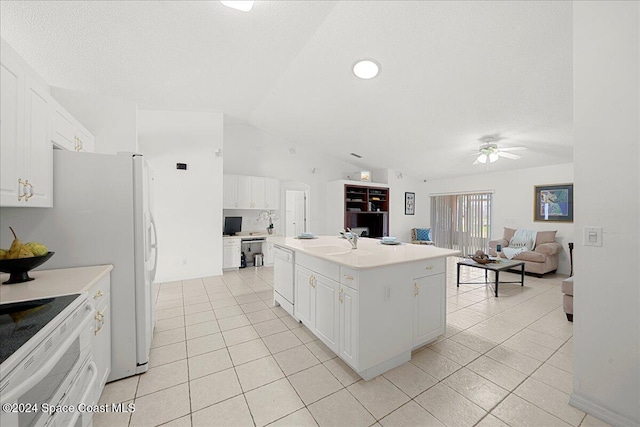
[489,227,562,276]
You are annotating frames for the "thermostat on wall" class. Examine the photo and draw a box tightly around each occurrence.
[176,163,187,170]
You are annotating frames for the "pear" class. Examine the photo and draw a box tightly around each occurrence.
[7,227,34,259]
[0,249,7,260]
[25,242,48,257]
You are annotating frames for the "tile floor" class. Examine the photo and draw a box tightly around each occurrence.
[94,259,611,427]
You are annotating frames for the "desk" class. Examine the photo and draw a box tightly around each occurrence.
[456,259,525,297]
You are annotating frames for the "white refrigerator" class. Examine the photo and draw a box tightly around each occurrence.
[0,150,158,382]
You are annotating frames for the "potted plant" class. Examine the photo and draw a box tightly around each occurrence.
[258,210,279,235]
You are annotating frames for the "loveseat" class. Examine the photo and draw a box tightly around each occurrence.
[489,228,562,276]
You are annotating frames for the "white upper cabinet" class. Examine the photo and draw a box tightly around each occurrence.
[0,41,53,207]
[51,98,95,152]
[224,174,279,210]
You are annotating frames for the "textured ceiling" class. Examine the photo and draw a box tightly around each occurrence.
[0,1,573,180]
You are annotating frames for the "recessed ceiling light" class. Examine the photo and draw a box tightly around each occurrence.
[220,1,254,12]
[353,59,380,79]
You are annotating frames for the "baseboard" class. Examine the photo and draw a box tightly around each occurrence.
[570,392,640,427]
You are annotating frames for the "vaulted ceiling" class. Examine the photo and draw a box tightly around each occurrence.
[0,1,573,180]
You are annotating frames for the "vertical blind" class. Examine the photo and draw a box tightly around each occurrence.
[430,192,492,256]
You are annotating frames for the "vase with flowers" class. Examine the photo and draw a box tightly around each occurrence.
[258,210,279,235]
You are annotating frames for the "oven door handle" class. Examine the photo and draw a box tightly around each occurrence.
[1,302,94,403]
[66,361,98,427]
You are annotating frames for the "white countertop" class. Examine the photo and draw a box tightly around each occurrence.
[0,265,113,304]
[270,236,460,269]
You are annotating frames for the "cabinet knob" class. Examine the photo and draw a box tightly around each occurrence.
[425,266,433,270]
[339,288,343,303]
[414,283,419,297]
[94,290,103,299]
[24,180,33,201]
[18,178,26,201]
[343,275,354,281]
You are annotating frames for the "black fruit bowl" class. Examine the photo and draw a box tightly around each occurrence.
[0,252,55,284]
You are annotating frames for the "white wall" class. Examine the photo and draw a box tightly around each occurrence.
[51,87,138,155]
[138,110,224,283]
[387,171,429,242]
[572,2,639,426]
[424,163,574,274]
[223,123,363,234]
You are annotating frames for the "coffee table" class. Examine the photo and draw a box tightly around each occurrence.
[456,258,525,297]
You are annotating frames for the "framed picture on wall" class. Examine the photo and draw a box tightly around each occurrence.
[534,183,574,222]
[405,192,415,215]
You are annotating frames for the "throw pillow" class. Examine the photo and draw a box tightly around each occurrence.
[416,228,431,241]
[535,230,557,246]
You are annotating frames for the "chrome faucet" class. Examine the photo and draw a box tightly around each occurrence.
[344,228,358,249]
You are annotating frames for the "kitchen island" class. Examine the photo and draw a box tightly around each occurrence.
[270,236,459,380]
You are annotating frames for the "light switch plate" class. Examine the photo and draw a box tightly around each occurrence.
[583,227,603,247]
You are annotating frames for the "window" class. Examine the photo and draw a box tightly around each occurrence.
[430,192,492,256]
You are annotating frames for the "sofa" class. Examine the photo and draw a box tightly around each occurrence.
[411,228,435,245]
[489,228,562,276]
[562,276,573,321]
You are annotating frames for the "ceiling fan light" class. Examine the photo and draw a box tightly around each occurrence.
[489,153,499,163]
[353,59,380,79]
[220,1,254,12]
[477,154,488,164]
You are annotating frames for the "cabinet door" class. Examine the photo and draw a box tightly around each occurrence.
[294,266,314,328]
[223,174,239,208]
[23,74,52,207]
[251,177,266,209]
[0,49,25,206]
[263,241,274,266]
[339,285,358,367]
[413,274,445,348]
[223,242,241,269]
[94,298,111,397]
[314,274,339,353]
[264,178,279,209]
[237,176,252,209]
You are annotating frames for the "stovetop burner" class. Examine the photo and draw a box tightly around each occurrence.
[0,294,80,365]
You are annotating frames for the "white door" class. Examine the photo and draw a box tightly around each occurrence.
[285,190,307,237]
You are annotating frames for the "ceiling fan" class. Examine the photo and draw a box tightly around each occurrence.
[472,135,527,165]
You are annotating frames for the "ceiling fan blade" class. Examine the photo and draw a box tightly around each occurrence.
[499,146,527,152]
[498,152,521,160]
[473,158,481,165]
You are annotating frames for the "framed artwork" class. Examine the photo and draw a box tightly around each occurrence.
[405,192,415,215]
[534,184,573,222]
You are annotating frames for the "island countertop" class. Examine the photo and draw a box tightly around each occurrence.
[269,236,460,269]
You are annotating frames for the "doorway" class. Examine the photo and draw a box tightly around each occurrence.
[285,190,307,237]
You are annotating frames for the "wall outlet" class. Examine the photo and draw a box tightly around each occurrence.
[583,227,603,247]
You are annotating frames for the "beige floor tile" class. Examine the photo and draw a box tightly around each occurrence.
[186,332,226,357]
[137,359,188,397]
[410,347,462,381]
[183,295,208,307]
[183,302,212,316]
[430,338,482,365]
[211,297,239,309]
[262,330,304,354]
[208,290,234,301]
[466,317,525,344]
[218,314,252,331]
[235,293,261,304]
[531,362,574,394]
[98,375,139,405]
[323,357,361,387]
[280,315,303,330]
[476,414,510,427]
[491,394,572,427]
[189,367,242,411]
[155,307,184,321]
[485,345,543,376]
[185,320,220,340]
[191,395,254,427]
[271,306,290,318]
[501,333,558,362]
[308,388,375,427]
[273,344,321,376]
[244,378,305,427]
[156,298,184,311]
[547,350,573,374]
[379,401,445,427]
[92,400,133,427]
[228,338,271,366]
[515,377,585,426]
[241,300,270,313]
[188,348,233,380]
[347,375,410,419]
[467,355,527,391]
[291,325,317,344]
[446,308,489,330]
[130,383,190,427]
[382,361,438,398]
[449,330,499,354]
[155,316,186,332]
[246,308,279,324]
[269,408,318,427]
[580,414,612,427]
[149,341,187,368]
[214,305,245,319]
[305,339,336,362]
[235,355,285,392]
[162,415,192,427]
[253,318,289,337]
[443,367,509,411]
[222,325,260,346]
[185,310,216,326]
[289,364,344,405]
[151,327,185,348]
[414,383,487,427]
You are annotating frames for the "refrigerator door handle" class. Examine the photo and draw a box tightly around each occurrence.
[149,212,158,282]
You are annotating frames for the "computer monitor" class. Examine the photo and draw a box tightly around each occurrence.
[224,217,242,236]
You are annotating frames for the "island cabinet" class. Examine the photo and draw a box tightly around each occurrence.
[412,258,446,348]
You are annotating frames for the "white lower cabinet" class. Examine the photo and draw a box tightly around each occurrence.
[339,284,358,366]
[89,275,111,403]
[412,266,446,348]
[223,238,241,269]
[313,274,339,354]
[294,265,314,328]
